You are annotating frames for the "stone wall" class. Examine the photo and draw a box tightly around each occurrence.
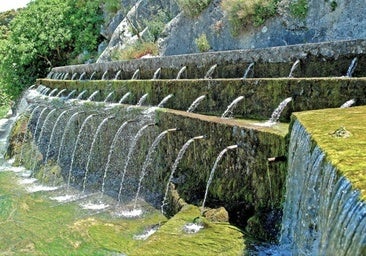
[50,39,366,80]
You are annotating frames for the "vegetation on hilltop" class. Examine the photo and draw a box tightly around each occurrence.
[0,0,105,100]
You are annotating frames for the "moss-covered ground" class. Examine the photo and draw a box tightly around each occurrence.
[0,170,245,255]
[294,105,366,201]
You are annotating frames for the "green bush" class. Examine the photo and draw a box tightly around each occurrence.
[195,34,210,52]
[176,0,212,17]
[290,0,308,19]
[114,42,158,60]
[221,0,279,36]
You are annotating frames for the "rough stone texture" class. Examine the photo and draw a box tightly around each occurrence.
[158,0,366,55]
[51,39,366,80]
[97,0,180,63]
[37,77,366,122]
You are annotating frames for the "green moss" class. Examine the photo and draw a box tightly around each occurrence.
[130,205,245,255]
[294,106,366,201]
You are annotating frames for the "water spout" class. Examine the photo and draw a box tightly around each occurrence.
[176,66,187,79]
[104,92,114,103]
[157,94,173,108]
[44,109,70,163]
[133,128,177,209]
[288,59,300,78]
[102,70,108,80]
[79,72,86,80]
[66,89,77,99]
[89,71,96,80]
[117,123,156,202]
[101,119,136,196]
[346,57,358,77]
[119,92,131,104]
[67,114,98,190]
[267,97,292,124]
[55,89,67,97]
[221,96,244,118]
[204,64,217,79]
[152,68,161,80]
[87,90,99,101]
[131,69,140,80]
[71,73,78,80]
[82,116,115,193]
[187,95,206,113]
[340,99,356,108]
[63,73,69,80]
[114,70,122,80]
[48,88,58,97]
[56,111,84,165]
[161,135,205,214]
[242,62,254,79]
[76,90,87,100]
[201,145,238,214]
[137,93,148,106]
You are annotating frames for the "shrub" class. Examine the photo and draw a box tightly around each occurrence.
[195,34,210,52]
[115,42,158,60]
[176,0,212,17]
[289,0,308,19]
[221,0,279,36]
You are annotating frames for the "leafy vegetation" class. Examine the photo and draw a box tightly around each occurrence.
[176,0,212,17]
[289,0,308,19]
[221,0,280,36]
[114,42,159,60]
[195,33,211,52]
[0,0,104,100]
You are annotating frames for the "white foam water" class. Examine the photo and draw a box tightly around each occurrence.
[18,178,37,184]
[26,185,59,193]
[117,209,143,218]
[183,223,203,233]
[50,194,79,203]
[133,226,159,240]
[80,202,109,210]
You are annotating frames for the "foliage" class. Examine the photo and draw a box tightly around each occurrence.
[195,34,210,52]
[176,0,212,17]
[114,42,158,60]
[147,10,172,42]
[104,0,121,14]
[0,0,104,99]
[289,0,308,19]
[221,0,279,36]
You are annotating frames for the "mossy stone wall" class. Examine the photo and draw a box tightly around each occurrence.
[50,39,366,79]
[8,96,287,241]
[37,77,366,122]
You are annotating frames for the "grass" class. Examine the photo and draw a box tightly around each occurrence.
[0,105,10,118]
[294,105,366,201]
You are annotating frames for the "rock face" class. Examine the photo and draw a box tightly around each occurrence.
[98,0,366,60]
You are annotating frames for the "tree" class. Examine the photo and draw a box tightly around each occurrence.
[0,0,103,98]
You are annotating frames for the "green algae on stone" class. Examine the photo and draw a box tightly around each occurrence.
[293,105,366,201]
[130,204,245,256]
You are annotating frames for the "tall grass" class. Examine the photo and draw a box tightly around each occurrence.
[221,0,280,35]
[176,0,212,17]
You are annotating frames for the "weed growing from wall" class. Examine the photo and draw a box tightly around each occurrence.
[221,0,280,36]
[195,34,211,52]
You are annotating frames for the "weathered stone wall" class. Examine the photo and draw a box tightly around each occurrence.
[37,77,366,122]
[51,39,366,80]
[7,94,287,241]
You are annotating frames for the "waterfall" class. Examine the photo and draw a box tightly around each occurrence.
[133,128,177,209]
[82,116,114,193]
[201,145,238,214]
[280,120,366,255]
